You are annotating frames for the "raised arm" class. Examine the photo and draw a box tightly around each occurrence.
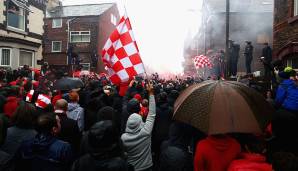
[143,82,156,134]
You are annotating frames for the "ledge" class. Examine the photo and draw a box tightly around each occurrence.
[288,15,298,24]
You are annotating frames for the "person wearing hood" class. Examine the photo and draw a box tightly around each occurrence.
[3,86,21,118]
[72,120,133,171]
[67,91,84,132]
[14,113,73,171]
[194,134,241,171]
[152,92,173,167]
[121,97,141,134]
[159,122,201,171]
[121,83,155,171]
[275,67,298,112]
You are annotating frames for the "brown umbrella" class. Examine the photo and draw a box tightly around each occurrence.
[173,80,273,135]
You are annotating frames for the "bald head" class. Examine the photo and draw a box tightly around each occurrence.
[55,99,68,111]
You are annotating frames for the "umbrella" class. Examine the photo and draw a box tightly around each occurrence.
[53,77,84,91]
[173,80,273,135]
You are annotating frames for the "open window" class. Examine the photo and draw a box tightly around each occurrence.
[7,0,31,31]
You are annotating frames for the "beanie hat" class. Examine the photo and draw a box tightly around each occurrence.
[127,98,141,114]
[134,94,142,102]
[35,94,51,109]
[126,113,143,133]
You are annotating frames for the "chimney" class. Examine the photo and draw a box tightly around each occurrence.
[46,0,62,10]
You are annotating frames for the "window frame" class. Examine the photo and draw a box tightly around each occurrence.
[19,50,34,67]
[52,41,62,52]
[295,0,298,16]
[70,31,91,43]
[52,18,62,28]
[0,48,12,67]
[7,1,26,31]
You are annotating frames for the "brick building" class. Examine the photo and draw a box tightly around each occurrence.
[0,0,46,69]
[43,3,119,72]
[273,0,298,69]
[183,0,273,75]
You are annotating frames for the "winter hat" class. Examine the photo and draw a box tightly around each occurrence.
[97,106,116,122]
[88,120,118,149]
[35,94,51,109]
[26,90,34,103]
[126,113,143,133]
[127,98,141,114]
[134,93,142,102]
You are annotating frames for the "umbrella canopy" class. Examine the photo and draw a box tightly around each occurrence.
[53,77,84,91]
[173,80,273,135]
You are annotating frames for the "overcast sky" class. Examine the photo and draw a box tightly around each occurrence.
[61,0,202,74]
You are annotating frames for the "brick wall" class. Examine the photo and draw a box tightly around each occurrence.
[273,0,298,59]
[97,4,120,73]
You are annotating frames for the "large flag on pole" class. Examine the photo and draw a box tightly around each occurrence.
[102,14,145,85]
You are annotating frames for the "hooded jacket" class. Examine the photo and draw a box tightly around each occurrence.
[121,95,156,171]
[194,136,241,171]
[15,133,73,171]
[72,121,132,171]
[3,96,20,118]
[228,153,272,171]
[67,103,84,132]
[275,79,298,111]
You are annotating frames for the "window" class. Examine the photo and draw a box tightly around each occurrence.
[70,31,91,43]
[0,48,11,66]
[52,41,62,52]
[52,18,62,28]
[19,50,33,67]
[7,0,26,31]
[295,0,298,16]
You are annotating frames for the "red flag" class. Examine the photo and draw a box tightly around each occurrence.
[102,14,145,85]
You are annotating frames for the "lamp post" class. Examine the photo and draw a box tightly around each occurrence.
[225,0,230,78]
[66,18,77,76]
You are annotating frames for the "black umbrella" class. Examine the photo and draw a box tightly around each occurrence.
[53,77,84,91]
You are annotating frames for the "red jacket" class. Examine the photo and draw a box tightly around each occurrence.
[194,136,241,171]
[228,153,272,171]
[4,96,20,118]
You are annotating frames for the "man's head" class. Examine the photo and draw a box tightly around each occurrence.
[36,113,61,136]
[55,99,68,112]
[69,91,79,102]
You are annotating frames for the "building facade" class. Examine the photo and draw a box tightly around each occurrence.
[43,3,119,72]
[184,0,273,75]
[0,0,46,69]
[273,0,298,69]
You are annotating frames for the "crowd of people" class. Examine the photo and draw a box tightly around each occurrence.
[0,64,297,171]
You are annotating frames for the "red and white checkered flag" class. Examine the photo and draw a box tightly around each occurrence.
[102,14,145,85]
[193,55,213,69]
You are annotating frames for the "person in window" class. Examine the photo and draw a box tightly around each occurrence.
[8,5,18,14]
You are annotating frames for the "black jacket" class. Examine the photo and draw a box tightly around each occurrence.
[152,102,173,154]
[56,113,81,155]
[73,121,133,171]
[262,46,272,63]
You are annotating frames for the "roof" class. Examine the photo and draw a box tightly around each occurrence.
[46,3,115,18]
[204,0,273,13]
